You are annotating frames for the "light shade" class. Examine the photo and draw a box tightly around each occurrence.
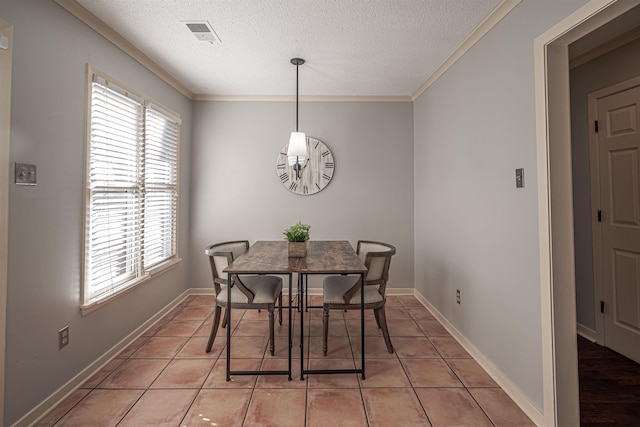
[287,132,307,165]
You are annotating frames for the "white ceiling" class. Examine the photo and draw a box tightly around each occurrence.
[71,0,503,98]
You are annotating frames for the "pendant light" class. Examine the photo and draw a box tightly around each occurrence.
[287,58,307,179]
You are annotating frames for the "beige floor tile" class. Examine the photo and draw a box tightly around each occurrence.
[415,319,451,337]
[416,388,493,426]
[241,308,274,321]
[358,358,412,388]
[343,308,377,320]
[430,336,471,358]
[118,389,197,426]
[131,336,188,358]
[182,389,252,427]
[345,319,384,337]
[154,320,203,337]
[35,389,90,426]
[175,336,223,359]
[384,305,412,318]
[362,388,431,427]
[350,336,396,359]
[394,336,440,358]
[397,295,424,306]
[447,359,498,387]
[227,336,268,358]
[405,305,436,319]
[233,319,271,336]
[244,389,306,427]
[308,318,348,336]
[307,389,367,427]
[150,359,215,388]
[308,336,353,358]
[469,388,536,426]
[401,359,463,388]
[385,296,403,306]
[387,318,425,336]
[255,358,303,388]
[173,306,214,321]
[99,359,169,389]
[143,320,169,337]
[203,359,261,388]
[117,336,150,358]
[307,358,359,388]
[81,358,126,389]
[187,295,216,307]
[55,389,143,426]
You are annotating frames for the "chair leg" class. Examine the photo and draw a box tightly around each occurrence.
[373,307,381,329]
[376,306,394,353]
[278,293,283,325]
[269,309,275,356]
[323,308,330,356]
[221,308,228,328]
[206,306,222,353]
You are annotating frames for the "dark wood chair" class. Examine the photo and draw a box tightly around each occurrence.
[205,240,283,355]
[322,240,396,355]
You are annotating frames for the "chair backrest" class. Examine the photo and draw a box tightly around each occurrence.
[205,241,249,292]
[357,240,396,295]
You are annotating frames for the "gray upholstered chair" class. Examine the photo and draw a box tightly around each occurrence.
[322,240,396,355]
[205,240,283,356]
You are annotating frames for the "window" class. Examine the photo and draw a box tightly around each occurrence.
[82,67,180,310]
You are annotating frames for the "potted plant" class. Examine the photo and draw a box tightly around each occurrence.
[283,221,310,257]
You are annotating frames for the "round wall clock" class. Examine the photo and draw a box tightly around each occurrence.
[276,137,335,195]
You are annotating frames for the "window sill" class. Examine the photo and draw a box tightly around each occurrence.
[81,258,182,316]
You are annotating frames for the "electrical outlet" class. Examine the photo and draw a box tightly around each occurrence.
[456,289,461,304]
[59,326,69,349]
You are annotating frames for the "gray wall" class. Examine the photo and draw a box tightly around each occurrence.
[570,37,640,332]
[2,1,192,424]
[188,101,414,291]
[413,0,587,411]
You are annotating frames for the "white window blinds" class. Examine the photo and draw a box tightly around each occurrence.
[83,72,179,308]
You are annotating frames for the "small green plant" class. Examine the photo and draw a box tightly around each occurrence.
[283,222,311,242]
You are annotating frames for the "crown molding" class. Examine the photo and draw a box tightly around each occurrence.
[56,0,518,103]
[411,0,521,101]
[193,94,412,102]
[54,0,194,99]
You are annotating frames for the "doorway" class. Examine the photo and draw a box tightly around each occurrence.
[0,17,13,427]
[588,78,640,364]
[536,1,640,426]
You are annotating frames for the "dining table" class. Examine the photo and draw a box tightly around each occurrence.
[223,240,368,381]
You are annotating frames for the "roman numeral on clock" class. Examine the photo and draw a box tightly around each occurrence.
[322,150,330,157]
[324,162,334,168]
[289,181,298,191]
[277,163,286,169]
[280,172,289,183]
[322,173,331,180]
[303,185,309,194]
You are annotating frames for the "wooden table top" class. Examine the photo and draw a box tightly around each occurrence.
[224,240,367,274]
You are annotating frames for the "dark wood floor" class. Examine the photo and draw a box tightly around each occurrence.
[578,335,640,426]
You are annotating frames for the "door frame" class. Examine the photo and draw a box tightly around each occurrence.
[535,1,640,425]
[588,76,640,346]
[0,18,13,426]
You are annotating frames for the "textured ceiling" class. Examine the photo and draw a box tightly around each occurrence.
[73,0,503,97]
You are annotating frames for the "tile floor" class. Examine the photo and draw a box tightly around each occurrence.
[37,294,535,426]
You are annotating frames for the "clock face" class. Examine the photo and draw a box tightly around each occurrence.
[276,137,335,195]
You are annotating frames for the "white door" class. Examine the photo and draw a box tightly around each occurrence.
[596,84,640,363]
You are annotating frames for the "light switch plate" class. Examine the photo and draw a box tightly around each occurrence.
[15,163,37,185]
[515,168,524,188]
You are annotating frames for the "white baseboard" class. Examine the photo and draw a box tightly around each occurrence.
[576,323,596,342]
[412,289,544,427]
[15,289,195,427]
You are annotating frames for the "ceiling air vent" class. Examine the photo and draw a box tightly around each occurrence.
[184,21,221,43]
